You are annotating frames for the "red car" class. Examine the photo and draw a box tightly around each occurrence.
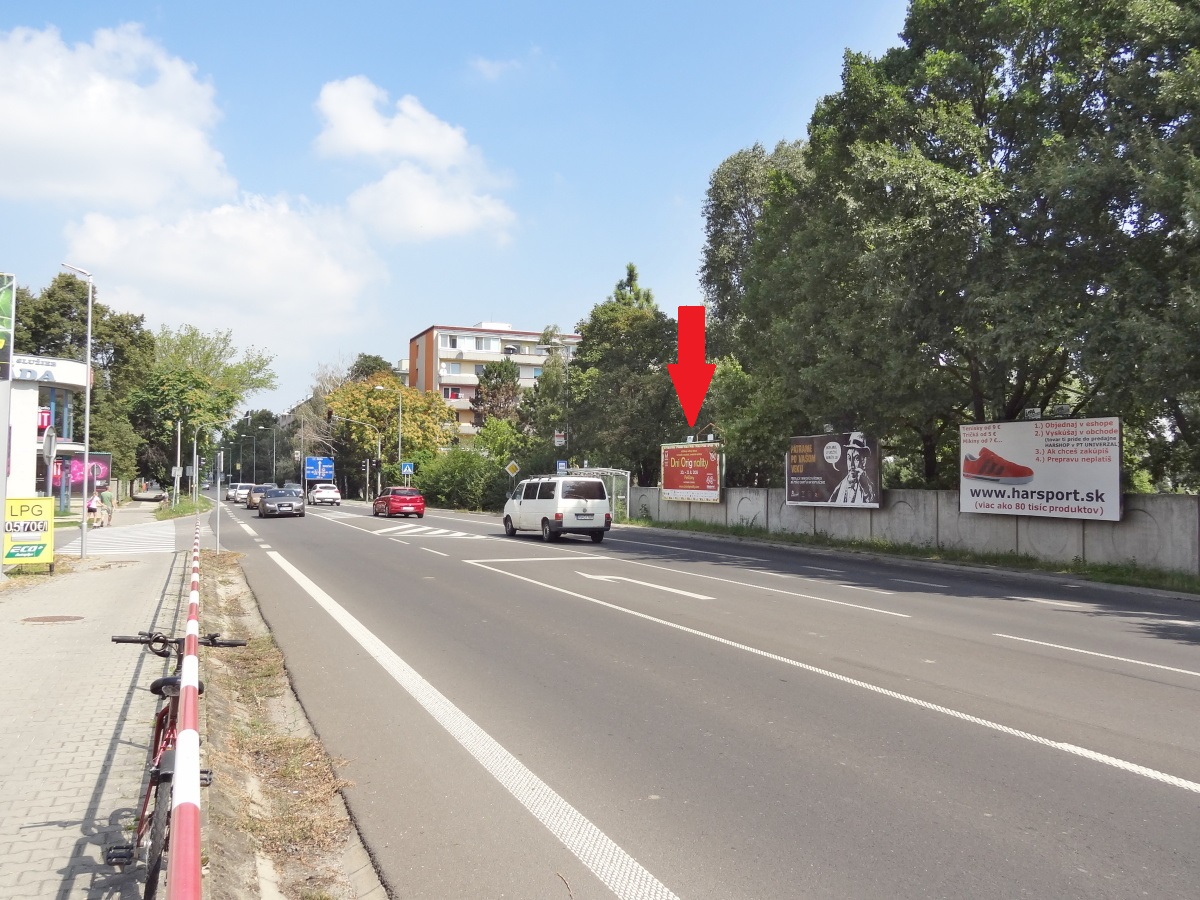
[373,486,426,518]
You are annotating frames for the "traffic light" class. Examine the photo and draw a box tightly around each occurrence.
[361,460,369,472]
[326,409,333,424]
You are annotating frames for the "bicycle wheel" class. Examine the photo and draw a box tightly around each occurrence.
[143,779,171,900]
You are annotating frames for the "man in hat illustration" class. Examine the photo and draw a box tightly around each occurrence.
[828,432,878,504]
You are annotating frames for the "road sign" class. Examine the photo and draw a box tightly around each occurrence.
[401,461,415,476]
[41,427,56,465]
[556,459,568,474]
[554,430,567,447]
[505,461,520,477]
[4,497,54,567]
[304,456,335,480]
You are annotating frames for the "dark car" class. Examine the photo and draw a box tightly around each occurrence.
[372,486,426,518]
[258,488,305,518]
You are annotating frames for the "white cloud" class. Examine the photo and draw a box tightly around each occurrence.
[470,56,522,81]
[0,24,235,210]
[63,195,385,346]
[314,76,514,241]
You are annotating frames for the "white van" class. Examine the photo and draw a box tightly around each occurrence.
[503,475,611,542]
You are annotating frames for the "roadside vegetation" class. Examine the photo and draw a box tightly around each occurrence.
[640,518,1200,597]
[154,495,213,521]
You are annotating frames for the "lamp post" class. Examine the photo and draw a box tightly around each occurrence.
[250,431,258,482]
[258,425,277,484]
[373,385,403,483]
[61,264,94,559]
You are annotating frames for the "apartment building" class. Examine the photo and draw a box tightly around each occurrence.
[408,322,579,436]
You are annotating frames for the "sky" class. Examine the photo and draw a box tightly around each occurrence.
[0,1,910,414]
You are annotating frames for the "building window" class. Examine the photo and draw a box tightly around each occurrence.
[443,387,461,400]
[440,334,458,349]
[475,364,486,376]
[533,367,542,378]
[447,362,461,374]
[475,336,498,352]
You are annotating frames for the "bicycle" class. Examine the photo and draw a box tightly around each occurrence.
[106,631,246,899]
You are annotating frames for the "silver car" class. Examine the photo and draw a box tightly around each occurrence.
[258,488,306,518]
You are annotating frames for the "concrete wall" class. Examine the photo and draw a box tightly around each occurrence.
[637,488,1200,575]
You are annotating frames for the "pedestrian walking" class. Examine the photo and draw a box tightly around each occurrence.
[100,485,115,527]
[87,488,102,527]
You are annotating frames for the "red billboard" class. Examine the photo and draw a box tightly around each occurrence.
[661,442,721,502]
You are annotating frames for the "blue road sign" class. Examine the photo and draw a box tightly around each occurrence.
[305,456,335,480]
[401,461,415,476]
[557,459,568,474]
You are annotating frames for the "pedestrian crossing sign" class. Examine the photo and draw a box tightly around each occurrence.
[401,462,414,475]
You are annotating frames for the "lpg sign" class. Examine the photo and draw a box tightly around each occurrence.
[4,498,55,568]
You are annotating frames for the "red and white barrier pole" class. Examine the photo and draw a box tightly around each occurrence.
[167,528,203,899]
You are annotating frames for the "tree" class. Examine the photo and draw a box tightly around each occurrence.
[154,324,275,399]
[347,353,394,381]
[570,265,679,485]
[471,358,521,425]
[15,274,156,481]
[518,326,569,440]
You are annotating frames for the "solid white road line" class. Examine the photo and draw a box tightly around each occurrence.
[577,572,715,600]
[605,536,765,561]
[894,579,948,589]
[994,633,1200,678]
[265,551,680,900]
[803,565,843,573]
[468,561,1200,795]
[1012,596,1087,608]
[618,558,908,617]
[422,547,449,557]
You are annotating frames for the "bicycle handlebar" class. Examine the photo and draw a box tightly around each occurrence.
[111,632,248,651]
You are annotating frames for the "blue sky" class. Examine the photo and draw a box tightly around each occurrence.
[1,1,909,413]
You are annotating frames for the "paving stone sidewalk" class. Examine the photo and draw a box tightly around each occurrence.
[0,504,206,899]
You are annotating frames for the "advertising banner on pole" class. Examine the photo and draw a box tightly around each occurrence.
[52,451,112,492]
[959,417,1121,521]
[661,442,722,502]
[0,274,13,381]
[785,432,881,507]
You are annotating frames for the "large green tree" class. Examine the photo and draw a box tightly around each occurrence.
[471,357,521,425]
[571,265,679,485]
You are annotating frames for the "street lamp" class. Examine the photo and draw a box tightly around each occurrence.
[61,263,94,559]
[258,425,277,483]
[373,385,403,482]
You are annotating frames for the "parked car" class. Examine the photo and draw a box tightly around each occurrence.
[373,487,425,518]
[232,483,253,503]
[502,475,611,542]
[258,488,305,518]
[308,483,341,505]
[245,484,275,510]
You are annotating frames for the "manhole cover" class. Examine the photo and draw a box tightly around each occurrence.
[22,615,84,624]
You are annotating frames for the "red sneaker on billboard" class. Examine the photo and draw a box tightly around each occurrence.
[962,447,1035,485]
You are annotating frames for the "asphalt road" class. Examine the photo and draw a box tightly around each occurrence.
[211,495,1200,899]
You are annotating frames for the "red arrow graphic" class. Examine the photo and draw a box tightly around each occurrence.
[667,305,716,427]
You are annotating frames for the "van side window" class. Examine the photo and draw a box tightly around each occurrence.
[562,480,606,500]
[522,482,539,500]
[536,481,557,500]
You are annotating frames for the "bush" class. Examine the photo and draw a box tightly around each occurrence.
[415,450,509,511]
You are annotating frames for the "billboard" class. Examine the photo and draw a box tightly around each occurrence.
[0,274,13,380]
[661,442,722,502]
[959,417,1121,521]
[785,432,881,507]
[52,451,112,492]
[4,497,54,566]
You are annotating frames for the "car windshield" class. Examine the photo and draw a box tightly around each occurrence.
[264,489,296,498]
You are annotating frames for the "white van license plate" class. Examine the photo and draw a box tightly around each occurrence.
[575,513,594,520]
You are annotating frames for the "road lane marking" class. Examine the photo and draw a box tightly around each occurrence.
[994,634,1200,678]
[1012,596,1087,608]
[836,583,894,596]
[577,572,715,600]
[389,538,411,545]
[803,565,843,573]
[604,536,765,560]
[467,561,1200,795]
[894,579,948,588]
[467,556,611,563]
[422,547,449,557]
[264,551,680,900]
[617,559,908,617]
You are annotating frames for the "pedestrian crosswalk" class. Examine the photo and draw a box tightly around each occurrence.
[58,520,197,555]
[372,522,487,539]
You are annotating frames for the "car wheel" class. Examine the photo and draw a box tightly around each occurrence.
[503,516,516,537]
[417,512,424,519]
[541,519,555,543]
[590,531,604,543]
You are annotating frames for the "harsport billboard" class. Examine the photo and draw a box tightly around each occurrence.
[785,432,881,507]
[959,417,1121,521]
[661,442,722,502]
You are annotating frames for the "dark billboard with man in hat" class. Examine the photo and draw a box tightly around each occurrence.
[785,431,880,507]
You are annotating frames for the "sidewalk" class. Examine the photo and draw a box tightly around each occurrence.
[0,501,213,898]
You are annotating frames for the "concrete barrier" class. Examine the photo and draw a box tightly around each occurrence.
[635,487,1200,575]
